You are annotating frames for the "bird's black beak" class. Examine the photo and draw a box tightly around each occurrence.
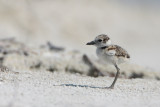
[86,41,95,45]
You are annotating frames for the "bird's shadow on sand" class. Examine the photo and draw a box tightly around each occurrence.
[53,84,107,89]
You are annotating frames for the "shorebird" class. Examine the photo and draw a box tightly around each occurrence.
[86,34,130,89]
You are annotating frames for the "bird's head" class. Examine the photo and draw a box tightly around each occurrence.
[86,34,111,47]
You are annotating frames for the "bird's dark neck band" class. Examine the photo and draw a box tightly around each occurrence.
[100,46,108,49]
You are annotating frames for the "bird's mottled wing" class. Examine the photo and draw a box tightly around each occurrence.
[103,45,130,58]
[114,45,130,58]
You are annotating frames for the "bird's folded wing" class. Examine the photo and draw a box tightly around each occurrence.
[114,45,130,58]
[104,45,130,58]
[106,50,116,56]
[105,45,116,56]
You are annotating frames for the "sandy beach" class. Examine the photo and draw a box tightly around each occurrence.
[0,39,159,107]
[0,1,160,107]
[0,71,160,107]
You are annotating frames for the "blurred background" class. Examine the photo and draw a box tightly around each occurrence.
[0,0,160,71]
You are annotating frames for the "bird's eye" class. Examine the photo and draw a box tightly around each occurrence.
[98,39,102,42]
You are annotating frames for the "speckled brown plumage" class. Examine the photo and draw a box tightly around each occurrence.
[95,34,110,43]
[102,45,130,58]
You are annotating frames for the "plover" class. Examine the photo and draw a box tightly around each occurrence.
[86,34,130,89]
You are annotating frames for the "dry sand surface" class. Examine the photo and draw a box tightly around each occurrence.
[0,38,160,107]
[0,71,160,107]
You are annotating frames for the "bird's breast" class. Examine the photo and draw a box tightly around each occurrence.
[96,48,118,65]
[96,48,103,58]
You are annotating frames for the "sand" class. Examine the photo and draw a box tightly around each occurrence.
[0,38,159,107]
[0,1,160,107]
[0,71,160,107]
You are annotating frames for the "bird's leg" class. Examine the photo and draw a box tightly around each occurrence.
[103,64,120,89]
[109,64,120,89]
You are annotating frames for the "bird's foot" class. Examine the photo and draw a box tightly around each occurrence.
[101,86,114,89]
